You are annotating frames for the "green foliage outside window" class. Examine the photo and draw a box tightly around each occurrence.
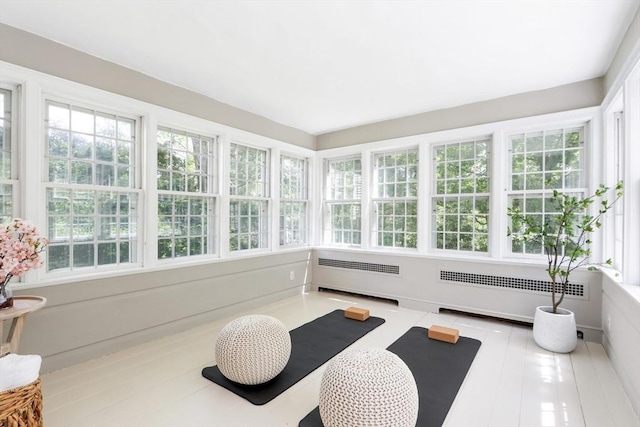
[229,143,269,252]
[280,155,307,246]
[0,89,12,223]
[433,139,490,252]
[156,127,215,259]
[44,101,137,272]
[509,127,585,255]
[326,158,361,245]
[374,149,418,249]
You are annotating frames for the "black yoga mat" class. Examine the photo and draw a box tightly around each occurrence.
[202,309,385,405]
[299,326,482,427]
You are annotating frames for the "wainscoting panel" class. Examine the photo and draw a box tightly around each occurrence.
[12,249,312,373]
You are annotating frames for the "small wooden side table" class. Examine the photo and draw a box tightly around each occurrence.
[0,296,47,357]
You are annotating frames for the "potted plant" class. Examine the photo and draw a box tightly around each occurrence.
[0,218,49,309]
[507,182,623,353]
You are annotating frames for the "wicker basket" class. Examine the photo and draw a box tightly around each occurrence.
[0,377,43,427]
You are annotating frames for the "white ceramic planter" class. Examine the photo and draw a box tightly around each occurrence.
[533,306,577,353]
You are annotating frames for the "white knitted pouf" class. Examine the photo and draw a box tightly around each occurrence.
[319,348,419,427]
[215,314,291,385]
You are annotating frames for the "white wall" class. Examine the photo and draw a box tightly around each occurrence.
[12,250,311,373]
[602,273,640,416]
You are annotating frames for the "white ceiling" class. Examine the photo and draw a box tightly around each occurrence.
[0,1,638,135]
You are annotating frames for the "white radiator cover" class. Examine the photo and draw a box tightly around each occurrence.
[312,249,603,342]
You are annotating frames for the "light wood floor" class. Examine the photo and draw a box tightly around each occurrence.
[41,290,640,427]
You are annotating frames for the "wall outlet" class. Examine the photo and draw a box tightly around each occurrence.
[607,315,611,332]
[290,271,295,281]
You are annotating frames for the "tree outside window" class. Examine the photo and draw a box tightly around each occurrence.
[156,127,216,259]
[45,101,138,272]
[324,157,361,245]
[508,127,585,255]
[373,148,418,249]
[432,139,490,252]
[229,143,269,252]
[280,155,308,246]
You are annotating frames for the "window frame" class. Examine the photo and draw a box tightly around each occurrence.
[323,155,363,247]
[42,96,144,277]
[505,123,589,260]
[228,141,271,253]
[430,137,491,254]
[279,153,309,247]
[155,125,218,261]
[601,59,640,286]
[371,147,419,250]
[0,84,18,224]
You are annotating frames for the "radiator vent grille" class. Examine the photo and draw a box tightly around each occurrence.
[440,270,584,297]
[318,258,400,275]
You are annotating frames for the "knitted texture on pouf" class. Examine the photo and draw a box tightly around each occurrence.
[215,315,291,385]
[319,347,419,427]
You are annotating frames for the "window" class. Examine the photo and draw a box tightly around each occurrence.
[507,126,585,255]
[45,101,139,272]
[372,148,418,248]
[157,127,217,259]
[324,157,361,245]
[229,143,269,251]
[280,154,308,246]
[612,111,624,272]
[0,88,14,223]
[432,139,490,252]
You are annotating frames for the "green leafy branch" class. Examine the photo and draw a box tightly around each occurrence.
[507,182,623,313]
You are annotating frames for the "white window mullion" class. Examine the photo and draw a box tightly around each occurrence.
[491,130,506,259]
[271,146,281,250]
[417,140,430,253]
[360,150,371,249]
[218,135,230,258]
[312,156,325,246]
[587,116,605,263]
[143,114,158,266]
[24,81,43,227]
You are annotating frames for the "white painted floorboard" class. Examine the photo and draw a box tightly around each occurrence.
[40,290,639,427]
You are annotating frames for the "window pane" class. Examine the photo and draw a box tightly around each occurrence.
[228,142,269,252]
[325,157,362,245]
[0,89,12,220]
[507,126,586,255]
[156,194,213,259]
[155,126,217,259]
[45,101,136,189]
[229,199,269,252]
[372,148,419,248]
[46,189,138,272]
[230,143,268,198]
[431,139,490,252]
[0,184,12,223]
[280,155,308,246]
